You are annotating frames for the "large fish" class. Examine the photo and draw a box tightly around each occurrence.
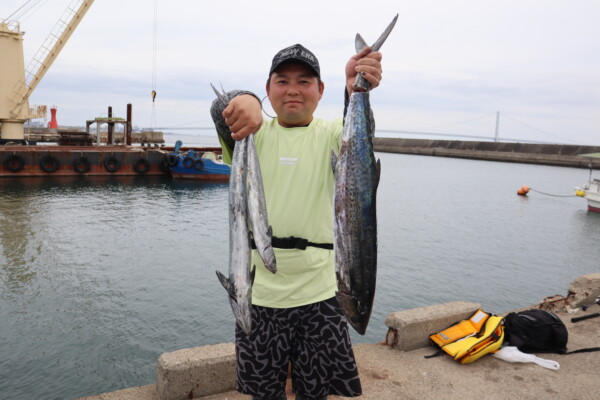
[331,15,397,335]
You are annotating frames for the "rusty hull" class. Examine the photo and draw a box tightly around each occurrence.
[0,146,169,177]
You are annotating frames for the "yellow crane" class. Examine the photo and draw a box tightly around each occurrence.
[0,0,95,142]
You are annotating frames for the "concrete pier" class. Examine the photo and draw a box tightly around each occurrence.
[23,128,165,144]
[78,274,600,400]
[374,138,600,169]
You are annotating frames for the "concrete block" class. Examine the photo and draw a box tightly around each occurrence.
[568,273,600,307]
[155,343,236,400]
[384,301,480,351]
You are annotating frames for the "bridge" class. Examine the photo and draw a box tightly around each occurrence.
[150,126,552,144]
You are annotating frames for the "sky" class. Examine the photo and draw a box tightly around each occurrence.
[2,0,599,145]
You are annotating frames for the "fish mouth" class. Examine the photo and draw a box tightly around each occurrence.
[336,291,372,335]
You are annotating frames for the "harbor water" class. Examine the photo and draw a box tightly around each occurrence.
[1,132,599,400]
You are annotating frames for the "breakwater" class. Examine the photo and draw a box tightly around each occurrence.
[374,138,600,169]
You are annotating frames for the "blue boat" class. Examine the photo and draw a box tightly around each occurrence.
[168,140,230,181]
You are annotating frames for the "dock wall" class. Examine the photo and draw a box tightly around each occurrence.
[79,274,600,400]
[374,138,600,169]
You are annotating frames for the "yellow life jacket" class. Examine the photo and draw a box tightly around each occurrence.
[428,309,505,364]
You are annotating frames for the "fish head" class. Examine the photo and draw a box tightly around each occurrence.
[230,295,253,335]
[336,291,372,335]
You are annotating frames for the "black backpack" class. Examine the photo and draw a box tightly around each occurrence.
[504,309,568,353]
[505,309,600,355]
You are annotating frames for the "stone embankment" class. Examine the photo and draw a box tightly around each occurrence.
[374,138,600,169]
[79,274,600,400]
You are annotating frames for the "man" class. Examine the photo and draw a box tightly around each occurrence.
[210,43,383,400]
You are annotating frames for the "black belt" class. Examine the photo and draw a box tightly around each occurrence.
[251,236,333,251]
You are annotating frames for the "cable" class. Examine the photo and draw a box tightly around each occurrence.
[150,0,158,130]
[261,95,275,119]
[152,0,158,93]
[402,112,496,132]
[3,0,36,22]
[529,188,576,198]
[3,0,45,23]
[501,112,590,145]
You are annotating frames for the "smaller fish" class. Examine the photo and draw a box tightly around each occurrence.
[212,83,277,334]
[216,136,254,335]
[211,83,276,274]
[246,133,277,273]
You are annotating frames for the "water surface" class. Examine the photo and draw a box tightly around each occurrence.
[1,146,598,399]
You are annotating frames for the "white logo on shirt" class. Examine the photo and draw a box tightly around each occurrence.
[279,157,298,166]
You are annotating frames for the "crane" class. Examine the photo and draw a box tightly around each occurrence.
[0,0,95,143]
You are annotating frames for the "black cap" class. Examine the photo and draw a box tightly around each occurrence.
[269,44,320,78]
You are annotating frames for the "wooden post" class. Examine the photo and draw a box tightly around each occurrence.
[108,106,114,144]
[126,103,132,146]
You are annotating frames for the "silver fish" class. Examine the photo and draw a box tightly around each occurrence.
[210,83,277,274]
[331,16,396,334]
[332,91,379,335]
[246,133,277,273]
[216,136,255,335]
[212,83,276,334]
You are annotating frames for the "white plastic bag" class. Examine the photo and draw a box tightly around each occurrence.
[492,346,560,370]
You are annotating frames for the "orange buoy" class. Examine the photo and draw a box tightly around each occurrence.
[517,185,530,196]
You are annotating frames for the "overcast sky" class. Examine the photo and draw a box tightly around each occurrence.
[2,0,599,144]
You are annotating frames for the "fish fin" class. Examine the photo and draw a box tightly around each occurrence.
[250,265,256,285]
[244,268,254,311]
[264,227,279,274]
[352,14,399,92]
[330,150,338,175]
[370,14,399,52]
[216,270,236,299]
[375,159,381,190]
[210,83,229,105]
[355,33,368,53]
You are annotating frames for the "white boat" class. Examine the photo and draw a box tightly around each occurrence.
[577,179,600,212]
[576,153,600,213]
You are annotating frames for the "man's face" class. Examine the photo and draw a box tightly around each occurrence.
[266,62,325,128]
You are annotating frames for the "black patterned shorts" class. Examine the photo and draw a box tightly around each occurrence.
[235,297,362,398]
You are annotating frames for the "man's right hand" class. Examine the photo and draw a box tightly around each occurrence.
[222,94,263,140]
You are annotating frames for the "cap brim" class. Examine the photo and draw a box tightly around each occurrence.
[270,58,319,77]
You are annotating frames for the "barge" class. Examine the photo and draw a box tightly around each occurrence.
[0,145,170,177]
[0,140,225,178]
